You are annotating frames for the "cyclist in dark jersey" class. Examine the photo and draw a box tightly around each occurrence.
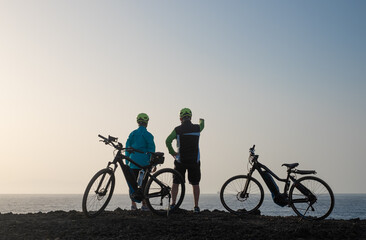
[166,108,204,213]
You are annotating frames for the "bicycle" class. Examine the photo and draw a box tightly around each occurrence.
[220,145,334,220]
[82,134,185,217]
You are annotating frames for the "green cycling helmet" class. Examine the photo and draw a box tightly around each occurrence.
[180,108,192,118]
[137,113,149,123]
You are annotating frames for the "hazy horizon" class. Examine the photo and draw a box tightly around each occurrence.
[1,0,365,195]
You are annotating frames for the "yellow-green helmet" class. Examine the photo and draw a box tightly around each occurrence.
[180,108,192,118]
[137,113,149,123]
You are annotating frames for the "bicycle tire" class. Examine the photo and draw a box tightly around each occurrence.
[144,168,185,216]
[220,175,264,214]
[289,176,334,220]
[82,168,115,218]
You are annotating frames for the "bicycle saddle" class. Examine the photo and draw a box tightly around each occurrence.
[282,163,299,169]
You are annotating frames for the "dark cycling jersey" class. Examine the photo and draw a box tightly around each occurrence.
[166,119,204,165]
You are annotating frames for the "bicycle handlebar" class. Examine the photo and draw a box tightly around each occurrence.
[98,134,121,151]
[98,134,117,143]
[98,134,108,141]
[98,134,159,156]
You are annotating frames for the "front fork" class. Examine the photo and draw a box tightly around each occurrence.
[240,168,254,198]
[96,162,116,196]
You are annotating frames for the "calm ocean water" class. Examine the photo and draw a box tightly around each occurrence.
[0,194,365,220]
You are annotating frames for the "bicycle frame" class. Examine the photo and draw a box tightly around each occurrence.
[220,145,334,220]
[82,134,186,218]
[243,152,316,205]
[100,146,169,200]
[253,161,289,191]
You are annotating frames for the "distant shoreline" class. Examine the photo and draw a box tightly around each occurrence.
[1,194,366,220]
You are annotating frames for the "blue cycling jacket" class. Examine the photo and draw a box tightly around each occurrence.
[125,126,155,169]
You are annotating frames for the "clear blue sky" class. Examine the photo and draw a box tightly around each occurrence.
[0,0,365,194]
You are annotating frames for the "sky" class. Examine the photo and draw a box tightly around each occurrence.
[0,0,365,195]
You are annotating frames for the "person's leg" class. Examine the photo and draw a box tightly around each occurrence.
[187,162,201,211]
[130,168,140,210]
[192,184,200,208]
[141,200,149,211]
[171,183,179,205]
[172,161,186,206]
[131,201,137,210]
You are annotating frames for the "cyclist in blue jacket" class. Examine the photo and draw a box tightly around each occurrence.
[125,113,156,211]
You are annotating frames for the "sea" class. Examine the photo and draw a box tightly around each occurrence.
[0,194,365,220]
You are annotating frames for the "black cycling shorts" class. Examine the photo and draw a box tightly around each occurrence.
[173,161,201,185]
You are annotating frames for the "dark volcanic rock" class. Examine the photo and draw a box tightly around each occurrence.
[0,209,365,240]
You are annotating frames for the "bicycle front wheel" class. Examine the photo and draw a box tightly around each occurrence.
[144,168,185,216]
[220,175,264,214]
[289,176,334,220]
[82,168,115,218]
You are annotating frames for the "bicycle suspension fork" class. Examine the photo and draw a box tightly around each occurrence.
[240,168,255,198]
[96,162,116,195]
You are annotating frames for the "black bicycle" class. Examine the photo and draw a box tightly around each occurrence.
[82,134,185,217]
[220,145,334,220]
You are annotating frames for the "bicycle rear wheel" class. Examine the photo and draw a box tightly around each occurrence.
[82,168,115,218]
[144,168,185,216]
[220,175,264,214]
[289,176,334,220]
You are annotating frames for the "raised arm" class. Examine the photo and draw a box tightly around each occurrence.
[199,118,205,131]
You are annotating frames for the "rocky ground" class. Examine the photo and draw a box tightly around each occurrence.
[0,209,365,240]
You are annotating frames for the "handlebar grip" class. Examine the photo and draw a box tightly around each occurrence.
[98,134,108,141]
